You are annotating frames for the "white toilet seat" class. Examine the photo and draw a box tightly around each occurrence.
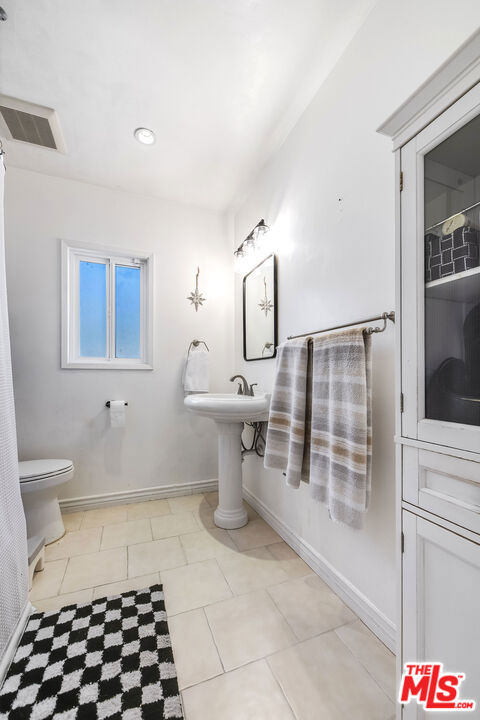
[19,459,74,483]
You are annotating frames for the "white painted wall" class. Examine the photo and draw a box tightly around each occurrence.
[5,168,233,499]
[232,0,480,628]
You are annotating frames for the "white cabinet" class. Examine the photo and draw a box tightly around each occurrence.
[400,80,480,454]
[378,31,480,720]
[402,511,480,719]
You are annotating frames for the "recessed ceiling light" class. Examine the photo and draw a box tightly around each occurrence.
[134,127,155,145]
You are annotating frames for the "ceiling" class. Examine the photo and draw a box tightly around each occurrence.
[0,0,376,210]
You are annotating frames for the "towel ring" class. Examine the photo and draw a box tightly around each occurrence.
[188,339,209,355]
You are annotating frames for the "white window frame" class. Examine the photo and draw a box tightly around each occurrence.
[61,240,153,369]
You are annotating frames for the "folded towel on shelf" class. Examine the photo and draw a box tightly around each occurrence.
[264,337,311,487]
[309,328,372,528]
[183,348,209,394]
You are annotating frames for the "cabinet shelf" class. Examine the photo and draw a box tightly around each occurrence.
[425,200,480,233]
[425,265,480,303]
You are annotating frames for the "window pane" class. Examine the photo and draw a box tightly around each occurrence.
[79,260,107,357]
[424,112,480,426]
[115,265,141,359]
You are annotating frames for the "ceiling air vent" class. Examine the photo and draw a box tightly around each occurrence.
[0,95,66,152]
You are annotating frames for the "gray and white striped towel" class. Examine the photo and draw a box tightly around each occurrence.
[265,328,372,528]
[309,328,372,528]
[264,337,311,488]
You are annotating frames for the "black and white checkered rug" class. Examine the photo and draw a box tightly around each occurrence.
[0,584,183,719]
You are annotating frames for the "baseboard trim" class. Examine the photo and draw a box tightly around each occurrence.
[60,479,219,513]
[243,487,396,653]
[0,601,32,688]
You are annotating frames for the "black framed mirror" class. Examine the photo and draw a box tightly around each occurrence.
[243,254,277,361]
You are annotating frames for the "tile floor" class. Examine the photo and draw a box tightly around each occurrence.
[31,492,396,719]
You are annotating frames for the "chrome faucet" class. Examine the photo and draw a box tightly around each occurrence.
[230,374,257,396]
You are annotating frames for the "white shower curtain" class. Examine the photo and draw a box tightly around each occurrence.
[0,157,28,670]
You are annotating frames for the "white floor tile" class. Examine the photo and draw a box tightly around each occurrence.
[182,660,295,720]
[30,559,68,601]
[100,519,152,550]
[205,590,296,671]
[81,505,128,529]
[179,529,237,564]
[192,505,216,529]
[167,494,207,514]
[61,548,127,593]
[93,572,160,599]
[228,518,281,551]
[126,499,171,520]
[204,491,218,508]
[162,559,232,615]
[32,589,93,613]
[268,632,394,720]
[268,574,356,640]
[45,527,102,561]
[61,512,85,533]
[151,512,200,539]
[335,621,396,701]
[267,541,312,579]
[216,545,289,595]
[169,608,223,689]
[128,537,186,577]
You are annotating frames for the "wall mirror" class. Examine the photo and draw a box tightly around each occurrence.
[243,254,277,361]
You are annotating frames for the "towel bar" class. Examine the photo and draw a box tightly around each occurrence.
[288,311,395,340]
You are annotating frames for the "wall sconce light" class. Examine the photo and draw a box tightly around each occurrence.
[234,219,269,259]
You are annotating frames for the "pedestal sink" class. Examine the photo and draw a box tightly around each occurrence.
[184,393,270,528]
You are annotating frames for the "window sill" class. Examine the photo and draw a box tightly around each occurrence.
[62,360,153,370]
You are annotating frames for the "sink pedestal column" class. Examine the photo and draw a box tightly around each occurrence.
[213,421,248,529]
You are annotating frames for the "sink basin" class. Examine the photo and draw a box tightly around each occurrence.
[184,392,270,423]
[185,392,270,529]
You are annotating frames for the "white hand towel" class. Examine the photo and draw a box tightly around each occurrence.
[183,348,209,394]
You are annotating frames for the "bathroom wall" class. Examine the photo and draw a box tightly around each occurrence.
[5,167,233,500]
[232,0,480,636]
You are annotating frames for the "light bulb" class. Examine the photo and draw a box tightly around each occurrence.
[134,127,156,145]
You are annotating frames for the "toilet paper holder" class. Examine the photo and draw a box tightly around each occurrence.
[105,401,128,407]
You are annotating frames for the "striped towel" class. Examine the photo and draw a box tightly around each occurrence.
[309,328,372,528]
[264,328,372,529]
[264,338,311,487]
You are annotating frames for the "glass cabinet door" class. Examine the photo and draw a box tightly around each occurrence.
[400,80,480,453]
[424,113,480,428]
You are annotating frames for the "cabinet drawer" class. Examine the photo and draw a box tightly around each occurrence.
[403,446,480,535]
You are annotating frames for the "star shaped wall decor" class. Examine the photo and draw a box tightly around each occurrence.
[187,266,206,311]
[259,276,273,317]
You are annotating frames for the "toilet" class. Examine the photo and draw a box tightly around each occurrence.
[19,459,74,545]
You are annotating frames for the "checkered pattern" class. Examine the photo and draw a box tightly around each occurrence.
[0,585,183,720]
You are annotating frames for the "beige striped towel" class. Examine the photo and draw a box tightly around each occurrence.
[264,338,311,487]
[265,327,372,528]
[309,328,372,528]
